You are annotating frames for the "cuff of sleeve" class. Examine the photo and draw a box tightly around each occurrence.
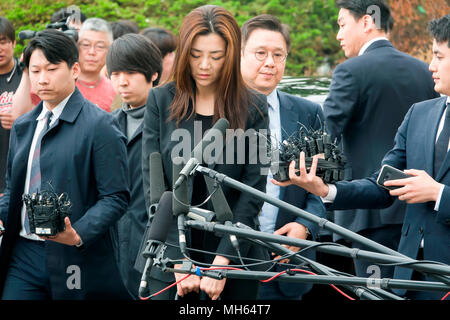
[434,184,445,211]
[321,184,337,203]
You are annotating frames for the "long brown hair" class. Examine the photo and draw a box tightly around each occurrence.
[169,5,250,130]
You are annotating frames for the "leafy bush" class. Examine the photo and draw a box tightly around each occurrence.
[0,0,341,76]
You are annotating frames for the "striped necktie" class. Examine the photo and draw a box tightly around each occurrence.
[434,104,450,177]
[24,111,53,234]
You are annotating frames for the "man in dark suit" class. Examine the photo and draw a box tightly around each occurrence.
[107,33,162,299]
[274,14,450,300]
[0,30,130,299]
[240,14,326,300]
[323,0,439,279]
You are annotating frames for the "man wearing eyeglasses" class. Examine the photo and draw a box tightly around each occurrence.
[0,17,22,199]
[76,18,117,112]
[240,14,326,301]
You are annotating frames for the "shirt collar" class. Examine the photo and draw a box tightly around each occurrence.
[37,91,74,122]
[358,37,389,56]
[267,89,279,111]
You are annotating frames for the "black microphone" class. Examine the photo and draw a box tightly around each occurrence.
[173,158,189,254]
[18,30,37,40]
[173,118,230,190]
[139,191,173,298]
[149,152,165,216]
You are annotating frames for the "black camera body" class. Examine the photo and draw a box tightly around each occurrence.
[23,191,72,236]
[18,20,78,41]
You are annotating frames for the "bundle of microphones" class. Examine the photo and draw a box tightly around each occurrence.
[269,121,347,184]
[22,190,72,236]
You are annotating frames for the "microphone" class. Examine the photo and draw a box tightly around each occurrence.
[139,191,173,298]
[173,158,189,254]
[18,30,37,40]
[203,175,233,223]
[173,118,230,190]
[149,152,165,216]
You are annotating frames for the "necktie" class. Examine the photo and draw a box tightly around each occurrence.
[434,104,450,177]
[24,111,53,234]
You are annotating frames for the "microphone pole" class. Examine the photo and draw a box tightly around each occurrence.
[243,231,403,300]
[195,165,450,285]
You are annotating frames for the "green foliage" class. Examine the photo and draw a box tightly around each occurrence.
[0,0,341,76]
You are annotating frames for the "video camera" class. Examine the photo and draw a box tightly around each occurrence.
[18,18,78,41]
[22,190,72,236]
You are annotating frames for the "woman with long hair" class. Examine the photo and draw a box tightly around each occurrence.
[141,5,269,300]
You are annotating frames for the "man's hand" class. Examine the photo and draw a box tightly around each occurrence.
[199,255,229,300]
[273,222,308,264]
[385,169,443,204]
[271,152,330,197]
[40,217,81,246]
[0,112,15,130]
[0,220,4,236]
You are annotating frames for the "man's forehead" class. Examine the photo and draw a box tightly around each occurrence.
[246,29,287,49]
[78,30,110,42]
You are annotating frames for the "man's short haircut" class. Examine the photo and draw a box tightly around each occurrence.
[140,27,176,58]
[336,0,394,33]
[78,18,113,44]
[23,29,79,69]
[110,20,140,40]
[428,14,450,48]
[0,16,15,42]
[241,14,291,52]
[106,33,162,86]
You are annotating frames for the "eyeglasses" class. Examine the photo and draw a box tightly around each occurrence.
[78,41,108,52]
[251,49,287,63]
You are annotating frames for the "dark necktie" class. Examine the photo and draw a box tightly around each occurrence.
[434,104,450,177]
[24,111,53,234]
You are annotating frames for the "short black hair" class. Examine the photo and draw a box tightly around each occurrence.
[140,27,176,58]
[106,33,162,86]
[110,20,140,40]
[23,29,78,69]
[241,14,291,52]
[428,14,450,48]
[0,16,15,42]
[336,0,394,33]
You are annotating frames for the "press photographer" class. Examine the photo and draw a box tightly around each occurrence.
[0,29,130,300]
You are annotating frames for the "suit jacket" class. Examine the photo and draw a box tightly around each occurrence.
[141,82,270,283]
[270,90,327,297]
[330,96,450,295]
[112,107,147,299]
[0,88,130,299]
[324,40,440,236]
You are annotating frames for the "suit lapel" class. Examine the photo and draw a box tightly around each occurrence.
[435,98,450,181]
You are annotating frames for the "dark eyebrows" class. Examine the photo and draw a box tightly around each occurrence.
[191,48,224,54]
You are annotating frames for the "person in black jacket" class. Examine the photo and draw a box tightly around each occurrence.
[106,33,162,299]
[322,0,439,279]
[141,5,269,300]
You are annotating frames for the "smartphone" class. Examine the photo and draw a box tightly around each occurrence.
[376,164,411,190]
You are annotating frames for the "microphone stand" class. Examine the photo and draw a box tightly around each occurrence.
[159,258,450,295]
[194,165,450,287]
[246,236,403,300]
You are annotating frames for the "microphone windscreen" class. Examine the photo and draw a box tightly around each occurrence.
[173,157,189,216]
[149,152,165,205]
[147,191,173,242]
[18,30,37,40]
